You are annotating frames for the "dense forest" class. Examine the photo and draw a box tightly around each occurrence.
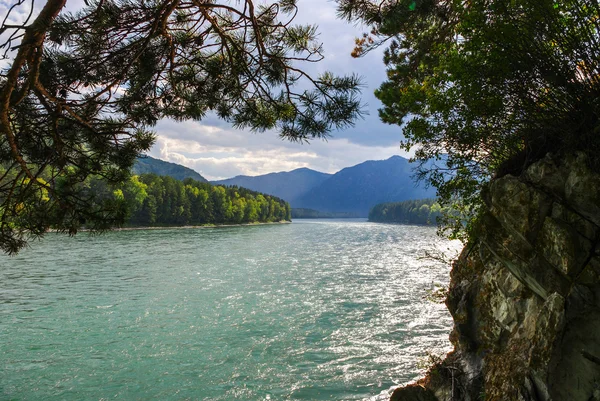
[111,175,291,227]
[368,199,442,226]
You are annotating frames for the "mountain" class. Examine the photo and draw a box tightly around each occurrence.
[212,168,332,202]
[292,156,436,216]
[130,155,435,217]
[133,155,208,182]
[213,156,437,217]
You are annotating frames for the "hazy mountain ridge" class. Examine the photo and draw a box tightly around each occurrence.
[212,168,332,202]
[133,156,208,182]
[292,156,436,216]
[215,155,436,217]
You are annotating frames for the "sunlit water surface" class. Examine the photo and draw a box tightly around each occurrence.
[1,219,458,400]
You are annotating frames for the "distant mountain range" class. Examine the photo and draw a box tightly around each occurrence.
[134,154,436,217]
[212,168,332,204]
[133,156,208,182]
[215,155,436,217]
[292,156,435,216]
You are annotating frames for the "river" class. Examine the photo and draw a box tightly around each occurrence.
[0,219,457,400]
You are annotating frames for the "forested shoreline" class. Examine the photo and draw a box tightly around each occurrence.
[291,208,360,219]
[114,174,291,227]
[368,199,442,226]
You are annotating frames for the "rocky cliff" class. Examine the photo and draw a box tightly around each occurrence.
[392,153,600,401]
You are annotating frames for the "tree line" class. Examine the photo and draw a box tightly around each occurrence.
[291,208,359,219]
[117,174,291,226]
[368,199,442,226]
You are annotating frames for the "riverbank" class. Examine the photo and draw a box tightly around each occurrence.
[65,220,292,233]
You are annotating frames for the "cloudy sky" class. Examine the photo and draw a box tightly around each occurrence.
[1,0,409,180]
[149,1,409,180]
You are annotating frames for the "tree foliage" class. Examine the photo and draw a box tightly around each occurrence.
[117,174,291,226]
[338,0,600,239]
[0,0,362,253]
[368,198,442,225]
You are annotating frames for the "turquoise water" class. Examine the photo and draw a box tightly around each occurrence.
[0,219,455,400]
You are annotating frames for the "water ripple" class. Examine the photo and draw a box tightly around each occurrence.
[0,219,460,400]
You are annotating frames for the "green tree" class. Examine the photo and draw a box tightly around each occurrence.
[338,0,600,239]
[211,186,232,223]
[256,194,269,221]
[120,175,148,219]
[196,188,212,223]
[0,0,362,253]
[122,174,289,226]
[231,196,246,224]
[368,198,442,225]
[244,197,260,222]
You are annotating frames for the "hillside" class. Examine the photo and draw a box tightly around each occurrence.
[212,168,332,202]
[292,156,436,216]
[143,155,436,217]
[133,156,208,182]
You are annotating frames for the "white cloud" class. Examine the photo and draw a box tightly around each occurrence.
[150,124,410,180]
